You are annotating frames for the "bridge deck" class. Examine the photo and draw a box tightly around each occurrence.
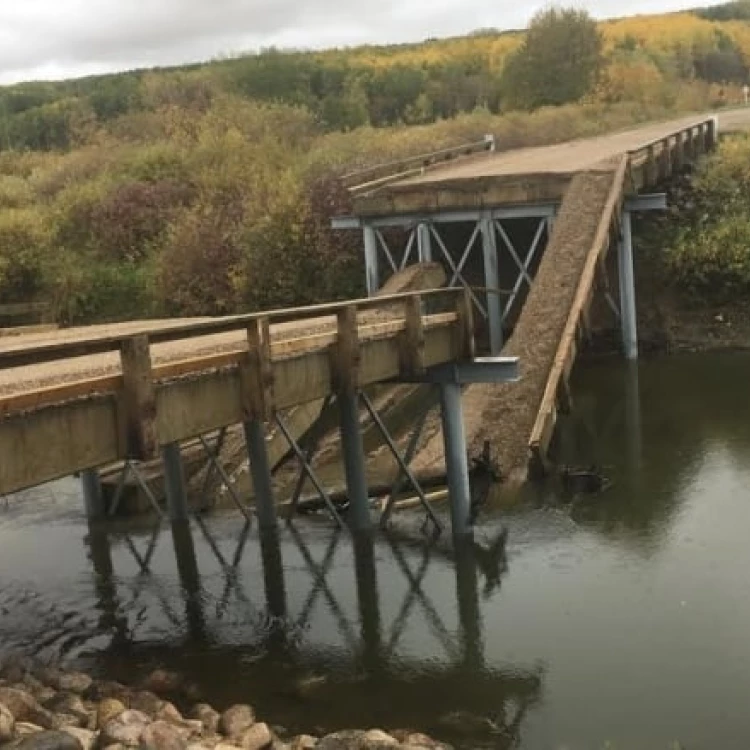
[0,289,473,496]
[352,109,750,216]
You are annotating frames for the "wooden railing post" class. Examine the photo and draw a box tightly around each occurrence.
[241,316,274,421]
[685,128,695,161]
[119,335,158,459]
[456,288,476,360]
[659,137,672,181]
[400,294,425,375]
[333,305,360,394]
[674,131,686,171]
[333,305,370,530]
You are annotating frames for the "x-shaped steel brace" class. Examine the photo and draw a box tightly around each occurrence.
[429,224,488,318]
[108,460,165,520]
[289,525,358,650]
[496,218,547,324]
[384,536,459,661]
[371,390,442,534]
[197,432,254,525]
[276,407,346,529]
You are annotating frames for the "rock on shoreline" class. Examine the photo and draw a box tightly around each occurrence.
[0,659,452,750]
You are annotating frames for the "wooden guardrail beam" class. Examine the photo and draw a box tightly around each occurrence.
[0,287,466,370]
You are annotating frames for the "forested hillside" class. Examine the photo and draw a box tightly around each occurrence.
[0,2,748,324]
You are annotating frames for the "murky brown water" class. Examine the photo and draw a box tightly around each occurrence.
[3,351,750,748]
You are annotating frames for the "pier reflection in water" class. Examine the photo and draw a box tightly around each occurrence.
[79,512,542,747]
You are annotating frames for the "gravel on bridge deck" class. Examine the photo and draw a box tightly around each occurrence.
[412,166,620,480]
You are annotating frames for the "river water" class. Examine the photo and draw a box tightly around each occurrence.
[3,351,750,748]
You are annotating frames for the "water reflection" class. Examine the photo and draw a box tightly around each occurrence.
[8,352,750,749]
[73,516,543,746]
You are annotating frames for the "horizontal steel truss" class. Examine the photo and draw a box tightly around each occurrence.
[332,194,664,358]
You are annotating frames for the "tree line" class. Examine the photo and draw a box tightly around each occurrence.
[1,2,750,151]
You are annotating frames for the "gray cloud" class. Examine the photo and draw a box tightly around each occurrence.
[0,0,722,84]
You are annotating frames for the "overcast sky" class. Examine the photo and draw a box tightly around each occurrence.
[0,0,723,85]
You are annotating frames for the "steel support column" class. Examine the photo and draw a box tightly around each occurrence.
[417,222,432,263]
[243,419,277,529]
[162,442,189,522]
[439,383,472,538]
[81,468,105,520]
[618,210,638,360]
[339,391,371,531]
[480,217,503,355]
[363,223,379,296]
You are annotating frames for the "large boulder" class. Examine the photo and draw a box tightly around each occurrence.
[0,687,58,729]
[127,691,162,719]
[95,699,126,730]
[219,705,255,739]
[235,722,272,750]
[139,719,190,750]
[59,726,97,750]
[191,703,220,735]
[44,694,89,727]
[99,709,151,747]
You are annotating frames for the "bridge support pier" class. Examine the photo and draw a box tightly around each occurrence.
[439,382,472,539]
[417,222,432,263]
[244,419,277,529]
[618,209,638,360]
[339,390,372,532]
[363,223,379,296]
[480,217,503,355]
[81,468,105,520]
[162,442,189,522]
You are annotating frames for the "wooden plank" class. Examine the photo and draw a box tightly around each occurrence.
[120,335,158,459]
[0,375,122,419]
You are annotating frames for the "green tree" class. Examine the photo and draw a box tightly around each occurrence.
[501,6,603,110]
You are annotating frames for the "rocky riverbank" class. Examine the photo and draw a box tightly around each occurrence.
[0,659,450,750]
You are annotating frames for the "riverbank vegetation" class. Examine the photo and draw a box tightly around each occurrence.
[0,2,749,324]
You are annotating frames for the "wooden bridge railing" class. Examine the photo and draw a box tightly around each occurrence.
[343,136,495,196]
[626,117,717,190]
[0,288,474,496]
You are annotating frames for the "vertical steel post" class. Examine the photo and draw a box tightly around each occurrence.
[244,419,277,529]
[618,210,638,360]
[81,468,105,520]
[439,383,472,538]
[363,223,379,296]
[259,527,287,622]
[162,442,189,522]
[480,217,503,355]
[339,391,371,531]
[417,222,432,263]
[353,532,382,673]
[170,519,207,643]
[454,537,483,670]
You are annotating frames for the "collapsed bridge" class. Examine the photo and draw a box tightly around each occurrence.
[334,112,738,479]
